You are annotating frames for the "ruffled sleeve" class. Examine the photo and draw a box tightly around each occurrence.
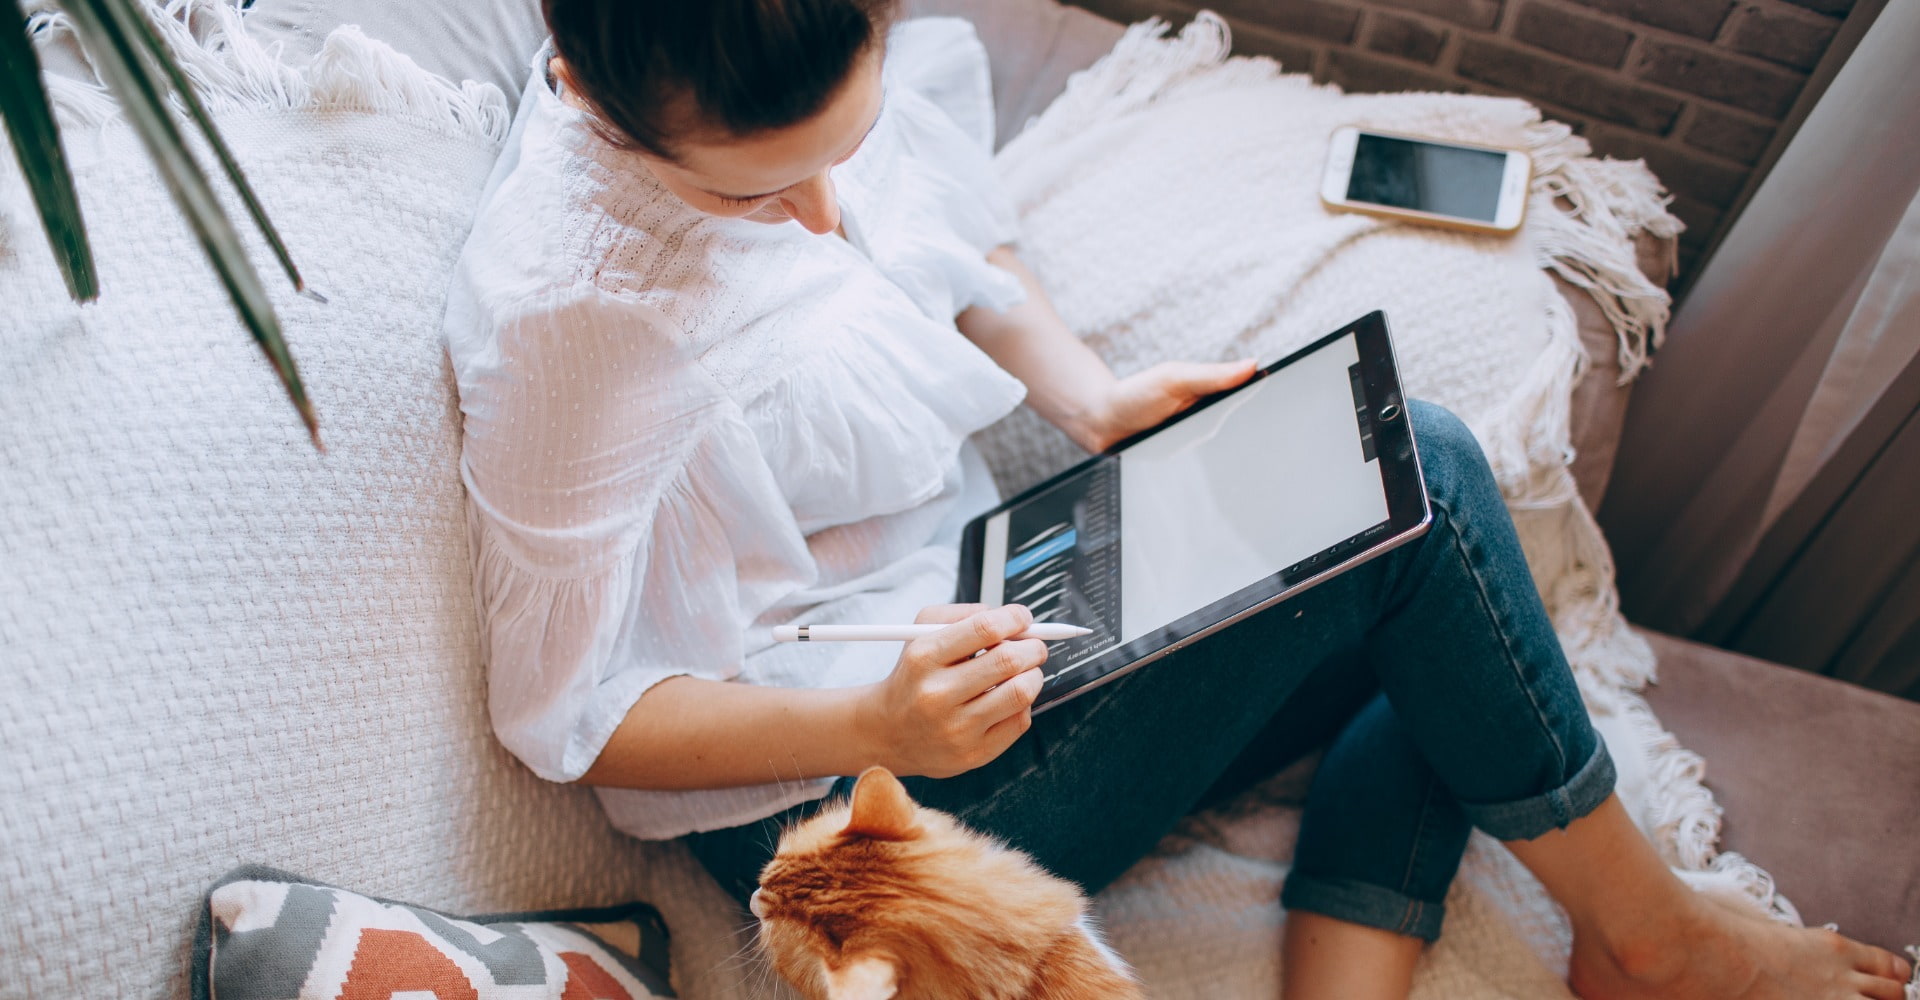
[837,17,1026,318]
[888,17,1000,157]
[454,285,814,783]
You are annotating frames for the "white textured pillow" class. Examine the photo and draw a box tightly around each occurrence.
[0,10,747,1000]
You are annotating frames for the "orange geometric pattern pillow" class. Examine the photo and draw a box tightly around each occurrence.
[192,866,673,999]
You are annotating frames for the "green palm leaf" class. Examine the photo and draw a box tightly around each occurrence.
[61,0,320,447]
[118,0,315,300]
[1,0,98,302]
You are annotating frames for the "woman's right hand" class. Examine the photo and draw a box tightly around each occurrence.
[858,603,1049,779]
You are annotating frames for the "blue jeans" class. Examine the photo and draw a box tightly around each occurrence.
[687,401,1614,942]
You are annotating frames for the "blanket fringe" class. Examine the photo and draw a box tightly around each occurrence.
[1002,13,1298,167]
[1012,9,1803,934]
[29,0,508,144]
[1009,13,1679,385]
[1481,288,1584,511]
[1520,118,1682,381]
[1595,680,1803,925]
[1514,492,1810,925]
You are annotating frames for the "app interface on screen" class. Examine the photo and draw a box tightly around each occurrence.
[978,333,1391,694]
[1347,133,1506,221]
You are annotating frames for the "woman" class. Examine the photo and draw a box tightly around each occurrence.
[444,2,1911,997]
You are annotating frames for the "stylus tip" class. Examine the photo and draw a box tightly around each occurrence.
[1027,623,1095,640]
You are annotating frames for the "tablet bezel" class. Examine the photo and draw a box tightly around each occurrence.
[956,311,1431,713]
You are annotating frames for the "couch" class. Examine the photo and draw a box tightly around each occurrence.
[2,1,1913,998]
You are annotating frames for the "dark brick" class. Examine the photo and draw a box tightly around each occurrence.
[1584,125,1750,206]
[1678,227,1712,275]
[1366,12,1449,63]
[1727,5,1839,70]
[1513,2,1634,68]
[1324,48,1468,93]
[1636,39,1805,118]
[1456,39,1682,133]
[1778,0,1852,15]
[1206,0,1360,43]
[1675,242,1705,282]
[1371,0,1504,29]
[1228,16,1324,72]
[1564,0,1732,39]
[1665,193,1723,238]
[1683,105,1776,160]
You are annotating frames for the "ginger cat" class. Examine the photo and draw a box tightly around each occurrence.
[751,767,1144,1000]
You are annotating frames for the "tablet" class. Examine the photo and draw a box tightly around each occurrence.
[957,311,1430,712]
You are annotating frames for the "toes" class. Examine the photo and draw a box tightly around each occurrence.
[1846,940,1911,983]
[1853,971,1907,1000]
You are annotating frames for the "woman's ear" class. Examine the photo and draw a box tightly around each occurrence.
[844,767,920,840]
[549,56,589,110]
[822,954,898,1000]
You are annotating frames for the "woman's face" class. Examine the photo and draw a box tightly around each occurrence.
[559,48,885,236]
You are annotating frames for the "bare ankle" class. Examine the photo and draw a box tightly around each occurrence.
[1573,894,1715,986]
[1586,925,1687,985]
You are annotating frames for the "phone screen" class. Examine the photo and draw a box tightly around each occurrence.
[1347,133,1508,222]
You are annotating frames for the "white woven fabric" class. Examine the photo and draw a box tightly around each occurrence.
[0,7,747,999]
[0,6,1821,1000]
[974,15,1801,997]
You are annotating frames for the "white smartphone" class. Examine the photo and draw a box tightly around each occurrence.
[1321,126,1531,234]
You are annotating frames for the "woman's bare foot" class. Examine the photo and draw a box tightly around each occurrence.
[1568,893,1913,1000]
[1505,796,1911,1000]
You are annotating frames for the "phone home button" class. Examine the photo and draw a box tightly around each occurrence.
[1377,402,1401,421]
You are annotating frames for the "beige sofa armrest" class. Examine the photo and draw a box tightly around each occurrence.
[1639,629,1920,951]
[1564,231,1675,510]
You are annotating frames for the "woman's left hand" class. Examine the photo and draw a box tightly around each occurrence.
[1074,359,1259,453]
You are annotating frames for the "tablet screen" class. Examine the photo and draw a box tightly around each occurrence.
[967,316,1421,704]
[1118,330,1388,640]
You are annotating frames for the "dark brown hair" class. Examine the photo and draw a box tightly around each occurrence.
[543,0,898,160]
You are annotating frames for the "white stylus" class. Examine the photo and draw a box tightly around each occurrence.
[772,623,1093,643]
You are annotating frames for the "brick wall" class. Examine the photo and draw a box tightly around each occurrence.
[1066,0,1854,279]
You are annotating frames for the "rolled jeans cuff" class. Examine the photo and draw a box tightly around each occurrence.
[1461,740,1616,841]
[1281,873,1448,942]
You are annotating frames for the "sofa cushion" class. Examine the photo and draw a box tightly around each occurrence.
[239,0,547,99]
[1640,630,1920,951]
[195,867,673,1000]
[905,0,1124,147]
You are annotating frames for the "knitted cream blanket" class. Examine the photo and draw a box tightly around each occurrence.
[13,6,1897,999]
[973,15,1812,998]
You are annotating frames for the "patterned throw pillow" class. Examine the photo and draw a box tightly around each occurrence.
[192,866,674,999]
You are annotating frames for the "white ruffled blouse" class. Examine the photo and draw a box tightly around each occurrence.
[445,19,1028,839]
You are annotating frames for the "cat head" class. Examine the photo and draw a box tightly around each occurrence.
[752,767,1087,1000]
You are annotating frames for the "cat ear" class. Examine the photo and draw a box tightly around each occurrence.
[822,954,898,1000]
[844,767,921,840]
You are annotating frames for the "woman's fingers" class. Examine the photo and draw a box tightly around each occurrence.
[979,672,1042,748]
[913,603,985,626]
[1157,358,1257,399]
[968,665,1045,720]
[954,639,1048,701]
[885,606,1047,775]
[980,699,1035,754]
[912,604,1032,666]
